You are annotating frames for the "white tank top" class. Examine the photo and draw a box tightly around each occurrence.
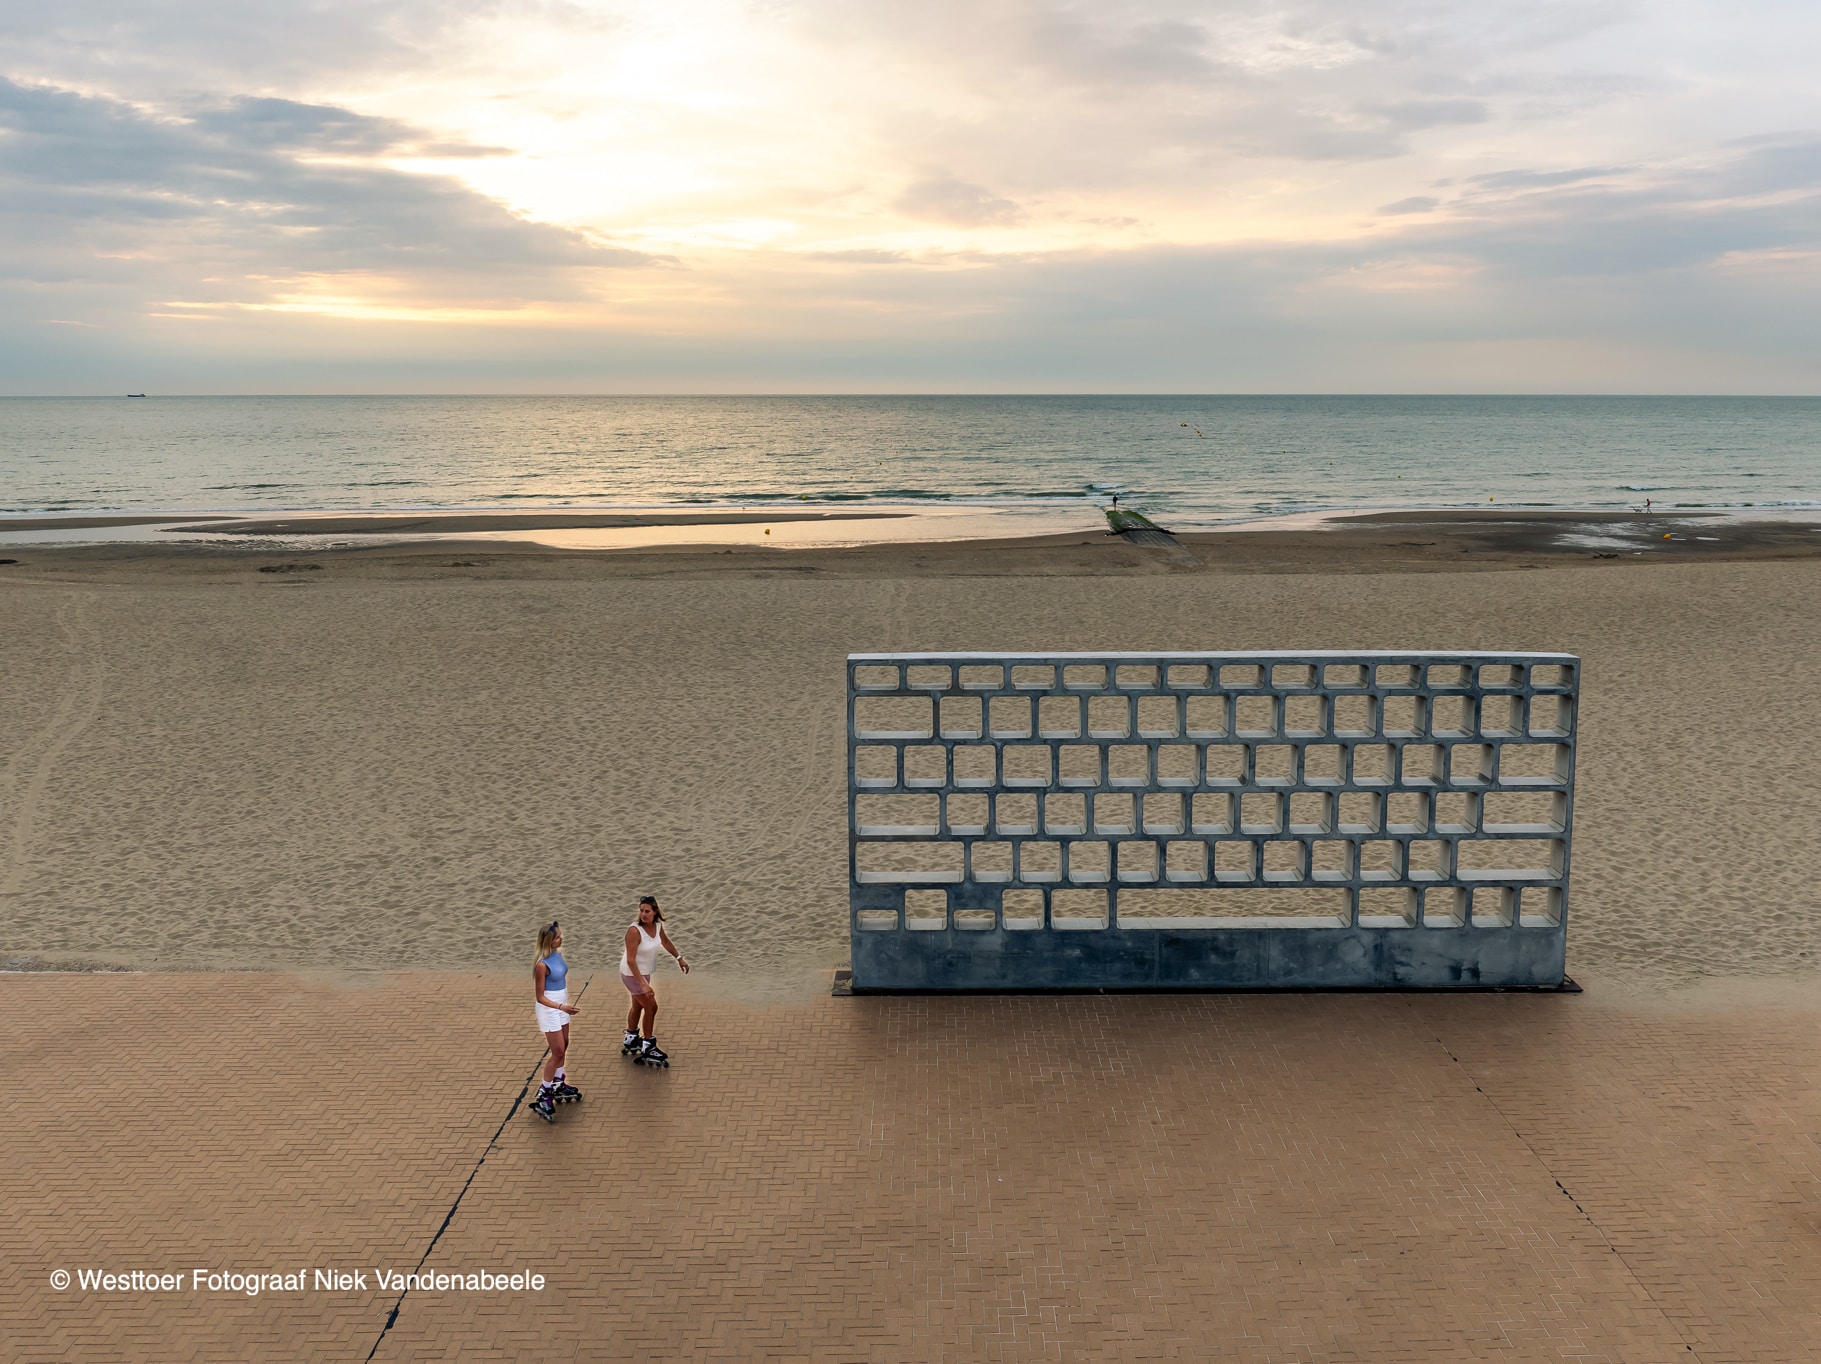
[619,922,661,976]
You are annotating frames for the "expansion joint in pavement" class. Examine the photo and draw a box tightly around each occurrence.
[1406,999,1705,1362]
[363,975,592,1362]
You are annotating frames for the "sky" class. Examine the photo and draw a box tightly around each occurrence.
[2,0,1818,393]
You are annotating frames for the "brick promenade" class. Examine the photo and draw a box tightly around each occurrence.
[4,973,1819,1362]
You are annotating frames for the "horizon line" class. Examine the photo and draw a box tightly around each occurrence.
[4,392,1820,401]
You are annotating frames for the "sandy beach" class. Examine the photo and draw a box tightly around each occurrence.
[8,516,1821,1360]
[4,513,1820,998]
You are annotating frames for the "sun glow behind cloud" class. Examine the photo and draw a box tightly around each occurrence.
[346,3,1533,256]
[384,4,1133,258]
[2,0,1820,389]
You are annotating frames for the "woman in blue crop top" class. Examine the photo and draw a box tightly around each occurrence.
[531,920,580,1122]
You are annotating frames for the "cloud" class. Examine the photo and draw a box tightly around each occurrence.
[189,97,508,158]
[798,0,1641,183]
[1375,98,1490,131]
[0,0,516,98]
[893,176,1022,227]
[1,1,1819,390]
[1469,166,1630,191]
[1410,137,1821,278]
[801,249,913,265]
[1012,14,1225,88]
[0,76,651,317]
[566,133,1821,388]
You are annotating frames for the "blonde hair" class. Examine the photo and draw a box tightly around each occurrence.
[535,921,561,962]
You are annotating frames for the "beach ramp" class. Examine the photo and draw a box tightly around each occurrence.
[848,650,1576,991]
[1104,507,1183,548]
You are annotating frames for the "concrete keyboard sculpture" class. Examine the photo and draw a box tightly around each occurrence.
[848,651,1577,990]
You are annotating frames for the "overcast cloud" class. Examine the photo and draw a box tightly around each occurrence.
[0,0,1817,391]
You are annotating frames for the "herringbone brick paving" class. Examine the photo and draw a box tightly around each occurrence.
[5,973,1820,1361]
[1409,996,1821,1363]
[1,973,530,1363]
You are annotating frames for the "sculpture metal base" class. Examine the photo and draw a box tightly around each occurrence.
[851,927,1569,993]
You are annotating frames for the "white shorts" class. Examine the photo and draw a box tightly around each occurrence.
[534,987,570,1035]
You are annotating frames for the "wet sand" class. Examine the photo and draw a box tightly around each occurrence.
[3,514,1820,1000]
[0,514,237,530]
[160,509,914,535]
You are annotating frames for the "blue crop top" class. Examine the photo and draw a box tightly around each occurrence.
[542,950,567,992]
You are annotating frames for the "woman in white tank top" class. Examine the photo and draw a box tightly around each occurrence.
[620,895,688,1067]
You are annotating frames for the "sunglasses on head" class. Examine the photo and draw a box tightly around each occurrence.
[545,920,559,934]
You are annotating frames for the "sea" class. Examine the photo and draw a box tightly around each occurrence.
[2,395,1818,535]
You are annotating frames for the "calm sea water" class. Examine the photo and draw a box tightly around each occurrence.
[2,395,1817,525]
